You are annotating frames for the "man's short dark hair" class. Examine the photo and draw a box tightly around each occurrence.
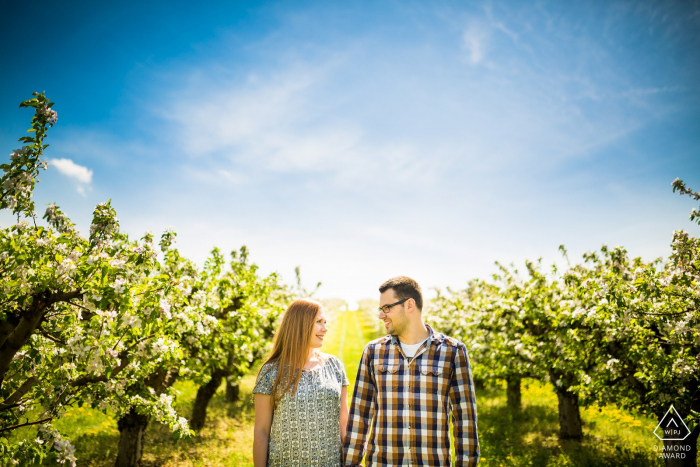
[379,276,423,311]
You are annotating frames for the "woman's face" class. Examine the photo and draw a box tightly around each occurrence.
[309,308,328,349]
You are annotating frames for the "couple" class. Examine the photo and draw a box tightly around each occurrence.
[253,276,480,467]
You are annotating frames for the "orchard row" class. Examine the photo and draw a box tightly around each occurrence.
[427,186,700,466]
[0,94,294,466]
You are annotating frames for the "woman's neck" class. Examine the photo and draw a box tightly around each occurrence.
[303,348,325,370]
[306,348,320,362]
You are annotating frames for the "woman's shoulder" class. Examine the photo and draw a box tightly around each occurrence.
[320,353,344,370]
[319,352,338,363]
[254,361,278,395]
[258,361,279,378]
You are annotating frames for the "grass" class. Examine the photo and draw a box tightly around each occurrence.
[476,381,662,467]
[31,310,675,466]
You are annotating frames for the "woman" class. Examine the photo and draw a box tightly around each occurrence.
[253,298,349,467]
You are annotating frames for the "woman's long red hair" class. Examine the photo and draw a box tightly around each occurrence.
[259,298,322,409]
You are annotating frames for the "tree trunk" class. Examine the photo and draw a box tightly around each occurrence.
[115,408,150,467]
[555,388,583,440]
[225,377,240,403]
[115,367,179,467]
[506,376,521,411]
[190,371,224,431]
[661,425,699,467]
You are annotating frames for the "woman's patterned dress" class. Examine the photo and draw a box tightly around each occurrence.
[254,355,350,467]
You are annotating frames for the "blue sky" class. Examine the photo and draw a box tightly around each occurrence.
[1,0,699,304]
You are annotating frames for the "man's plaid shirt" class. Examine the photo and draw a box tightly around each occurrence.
[343,325,479,466]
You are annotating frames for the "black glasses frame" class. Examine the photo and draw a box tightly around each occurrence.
[377,297,410,314]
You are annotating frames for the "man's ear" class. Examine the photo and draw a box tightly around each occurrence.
[407,298,417,314]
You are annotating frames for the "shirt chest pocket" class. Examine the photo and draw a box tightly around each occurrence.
[419,364,449,394]
[375,364,399,390]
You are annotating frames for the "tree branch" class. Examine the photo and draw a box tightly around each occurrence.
[49,290,82,305]
[0,290,81,386]
[37,325,66,346]
[0,416,52,434]
[66,300,96,320]
[70,350,129,387]
[631,308,695,317]
[0,376,37,411]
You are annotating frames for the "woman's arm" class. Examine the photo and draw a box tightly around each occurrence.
[253,394,273,467]
[340,385,349,442]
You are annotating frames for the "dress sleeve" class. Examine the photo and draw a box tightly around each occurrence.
[253,362,276,395]
[334,356,350,386]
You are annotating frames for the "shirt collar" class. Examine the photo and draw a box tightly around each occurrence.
[389,323,439,346]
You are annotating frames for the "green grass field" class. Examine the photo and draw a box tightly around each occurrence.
[37,310,669,466]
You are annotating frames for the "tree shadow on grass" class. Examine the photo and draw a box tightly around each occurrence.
[45,384,256,467]
[476,389,660,467]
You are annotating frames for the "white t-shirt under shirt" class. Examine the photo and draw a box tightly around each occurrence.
[400,338,429,358]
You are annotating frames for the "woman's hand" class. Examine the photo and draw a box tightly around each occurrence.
[340,386,349,443]
[253,394,273,467]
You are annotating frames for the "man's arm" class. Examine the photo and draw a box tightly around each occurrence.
[449,343,480,467]
[343,345,376,466]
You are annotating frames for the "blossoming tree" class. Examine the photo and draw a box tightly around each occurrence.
[0,93,293,467]
[185,247,289,431]
[1,94,206,465]
[429,178,699,463]
[572,237,699,466]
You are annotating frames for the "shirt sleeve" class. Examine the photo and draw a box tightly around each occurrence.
[253,362,276,395]
[449,344,480,467]
[342,345,376,466]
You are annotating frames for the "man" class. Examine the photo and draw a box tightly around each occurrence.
[343,276,479,466]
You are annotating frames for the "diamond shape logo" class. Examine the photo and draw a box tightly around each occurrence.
[654,405,691,441]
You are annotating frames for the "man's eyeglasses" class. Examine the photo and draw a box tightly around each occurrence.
[378,297,410,314]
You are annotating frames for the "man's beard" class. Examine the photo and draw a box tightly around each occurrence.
[389,316,407,336]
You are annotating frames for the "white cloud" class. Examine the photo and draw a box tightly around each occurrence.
[462,22,489,65]
[156,36,658,198]
[217,169,245,185]
[49,158,93,184]
[162,66,443,187]
[31,2,689,305]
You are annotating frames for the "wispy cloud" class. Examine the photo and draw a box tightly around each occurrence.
[462,21,489,65]
[49,158,93,183]
[8,0,695,302]
[617,86,685,97]
[160,65,443,188]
